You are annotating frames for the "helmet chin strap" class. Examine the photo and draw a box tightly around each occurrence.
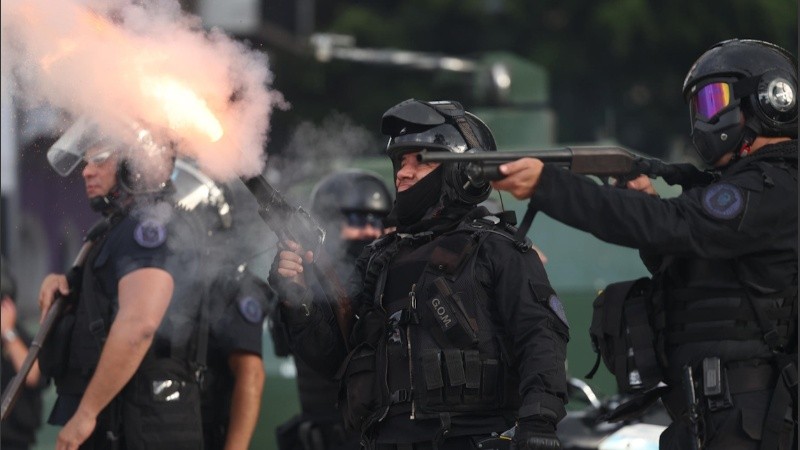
[89,184,132,216]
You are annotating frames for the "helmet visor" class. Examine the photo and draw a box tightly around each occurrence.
[690,82,733,121]
[47,116,108,177]
[387,123,469,154]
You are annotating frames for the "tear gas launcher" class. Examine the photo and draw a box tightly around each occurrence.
[418,146,716,190]
[242,175,354,349]
[419,146,717,239]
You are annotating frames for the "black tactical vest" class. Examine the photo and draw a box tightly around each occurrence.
[366,218,526,424]
[55,229,115,394]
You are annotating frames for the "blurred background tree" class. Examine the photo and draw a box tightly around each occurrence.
[249,0,796,158]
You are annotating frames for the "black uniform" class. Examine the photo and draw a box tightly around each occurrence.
[273,258,362,450]
[201,268,267,450]
[529,141,798,449]
[273,206,569,449]
[46,205,205,450]
[1,327,45,450]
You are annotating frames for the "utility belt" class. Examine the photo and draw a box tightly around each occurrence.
[659,355,797,450]
[662,358,780,414]
[371,433,512,450]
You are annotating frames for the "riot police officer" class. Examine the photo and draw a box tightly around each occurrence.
[38,120,204,450]
[170,162,269,450]
[309,169,393,263]
[201,263,268,450]
[271,100,568,450]
[492,39,798,449]
[275,169,392,450]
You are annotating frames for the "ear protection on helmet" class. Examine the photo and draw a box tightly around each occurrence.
[442,111,498,204]
[753,68,797,134]
[729,67,798,137]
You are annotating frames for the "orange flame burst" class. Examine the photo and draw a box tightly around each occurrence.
[34,4,224,143]
[141,76,224,142]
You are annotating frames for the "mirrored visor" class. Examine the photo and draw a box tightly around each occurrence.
[690,82,733,121]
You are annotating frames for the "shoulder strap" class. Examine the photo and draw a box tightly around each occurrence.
[79,221,116,344]
[514,201,538,242]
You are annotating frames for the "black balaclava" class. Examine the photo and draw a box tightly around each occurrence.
[393,166,444,228]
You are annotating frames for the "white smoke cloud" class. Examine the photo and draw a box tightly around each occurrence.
[1,0,284,181]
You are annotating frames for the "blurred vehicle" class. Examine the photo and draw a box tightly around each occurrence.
[558,378,668,450]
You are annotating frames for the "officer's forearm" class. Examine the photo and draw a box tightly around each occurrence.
[225,353,265,450]
[75,314,158,418]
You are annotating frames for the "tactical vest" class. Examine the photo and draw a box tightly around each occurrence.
[351,217,529,432]
[662,153,797,377]
[662,261,796,360]
[54,228,114,393]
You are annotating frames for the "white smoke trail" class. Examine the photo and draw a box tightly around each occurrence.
[1,0,284,181]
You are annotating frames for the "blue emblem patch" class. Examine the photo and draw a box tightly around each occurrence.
[134,220,167,248]
[238,296,263,324]
[702,183,744,220]
[548,295,569,328]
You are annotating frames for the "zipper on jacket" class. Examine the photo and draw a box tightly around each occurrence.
[408,283,417,420]
[376,340,392,423]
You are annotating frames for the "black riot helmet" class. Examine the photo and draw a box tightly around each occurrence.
[682,39,798,165]
[381,99,497,205]
[310,169,393,226]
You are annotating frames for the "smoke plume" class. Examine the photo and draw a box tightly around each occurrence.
[1,0,284,181]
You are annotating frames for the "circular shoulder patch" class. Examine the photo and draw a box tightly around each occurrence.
[238,296,264,324]
[701,183,745,220]
[133,219,167,248]
[548,295,569,328]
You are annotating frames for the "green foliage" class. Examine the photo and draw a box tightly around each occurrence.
[270,0,796,158]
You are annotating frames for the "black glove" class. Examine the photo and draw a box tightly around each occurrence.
[513,416,562,450]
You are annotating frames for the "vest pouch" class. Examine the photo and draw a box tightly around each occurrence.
[336,342,382,433]
[121,357,203,450]
[588,277,664,393]
[421,350,445,405]
[38,310,76,381]
[442,349,466,403]
[463,350,482,403]
[480,359,499,403]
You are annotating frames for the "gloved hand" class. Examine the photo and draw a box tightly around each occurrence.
[512,416,562,450]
